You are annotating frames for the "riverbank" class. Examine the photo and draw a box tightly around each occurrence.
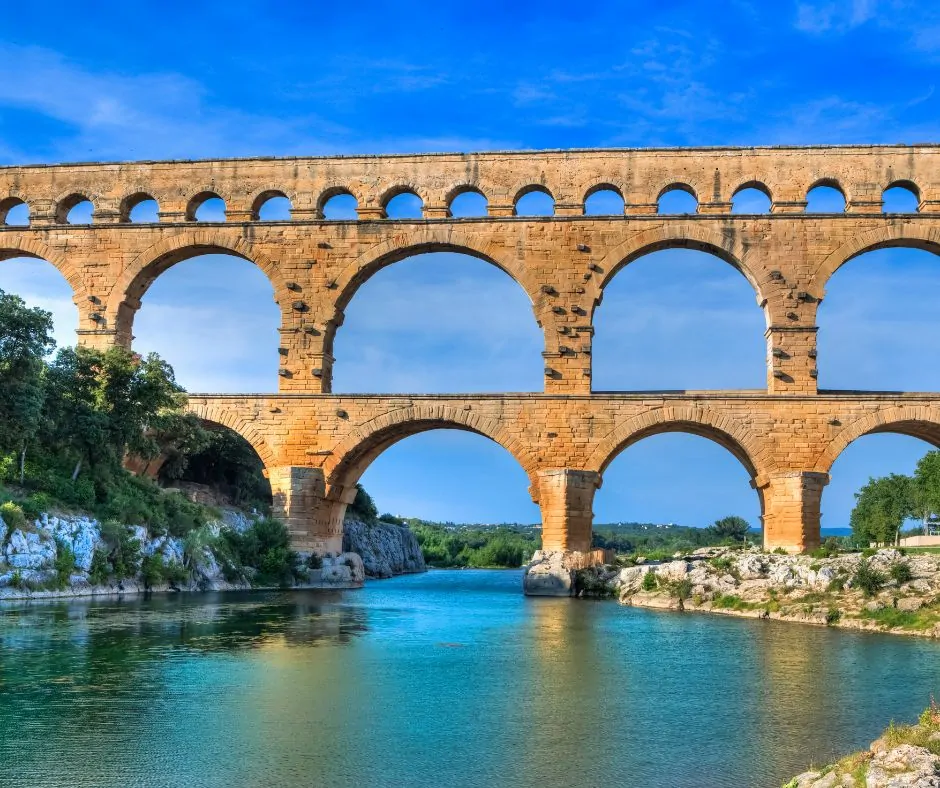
[575,547,940,639]
[785,704,940,787]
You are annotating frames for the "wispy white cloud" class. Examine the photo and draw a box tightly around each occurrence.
[795,0,877,33]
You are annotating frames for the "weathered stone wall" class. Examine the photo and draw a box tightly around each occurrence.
[1,144,938,555]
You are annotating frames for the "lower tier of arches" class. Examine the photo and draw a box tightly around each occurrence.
[185,393,940,555]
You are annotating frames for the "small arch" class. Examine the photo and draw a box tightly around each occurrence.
[588,407,772,481]
[121,192,159,223]
[514,185,554,217]
[814,408,940,475]
[252,190,292,221]
[883,181,920,213]
[318,187,359,220]
[321,405,537,496]
[383,188,424,220]
[657,184,698,215]
[56,193,95,224]
[584,185,625,215]
[806,180,846,213]
[448,187,488,218]
[731,182,772,214]
[187,191,226,222]
[0,197,29,226]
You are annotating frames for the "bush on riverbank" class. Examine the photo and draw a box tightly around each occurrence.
[784,702,940,787]
[409,522,540,568]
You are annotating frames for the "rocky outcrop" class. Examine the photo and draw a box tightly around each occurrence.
[523,549,612,596]
[0,509,364,600]
[786,708,940,787]
[575,546,940,637]
[342,518,426,578]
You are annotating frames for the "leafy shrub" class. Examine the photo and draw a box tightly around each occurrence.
[89,548,110,585]
[890,562,914,584]
[641,571,658,591]
[669,578,693,602]
[98,521,142,580]
[222,518,297,587]
[853,558,887,597]
[140,553,166,589]
[306,553,323,570]
[825,607,842,625]
[53,539,76,589]
[0,501,27,533]
[709,556,734,573]
[811,538,842,559]
[827,576,846,592]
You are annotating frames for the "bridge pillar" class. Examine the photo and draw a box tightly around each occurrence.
[267,466,352,554]
[278,324,333,392]
[525,469,607,596]
[766,325,818,394]
[758,471,828,553]
[535,469,600,552]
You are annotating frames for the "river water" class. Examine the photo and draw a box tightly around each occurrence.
[1,569,938,788]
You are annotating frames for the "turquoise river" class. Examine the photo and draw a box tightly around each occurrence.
[1,569,939,788]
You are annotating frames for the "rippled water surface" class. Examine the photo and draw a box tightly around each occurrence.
[2,570,939,788]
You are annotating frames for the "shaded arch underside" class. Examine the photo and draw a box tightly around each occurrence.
[322,407,537,496]
[331,232,537,319]
[0,241,87,300]
[816,407,940,473]
[107,234,288,318]
[185,402,276,468]
[595,225,764,306]
[812,226,940,291]
[589,409,771,482]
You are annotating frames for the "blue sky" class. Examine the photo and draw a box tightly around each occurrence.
[0,0,939,530]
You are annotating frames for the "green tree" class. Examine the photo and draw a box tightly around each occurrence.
[710,515,751,542]
[0,290,55,481]
[41,346,187,480]
[850,473,914,546]
[912,451,940,533]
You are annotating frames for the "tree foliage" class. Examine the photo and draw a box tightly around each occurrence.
[710,515,751,542]
[850,474,915,546]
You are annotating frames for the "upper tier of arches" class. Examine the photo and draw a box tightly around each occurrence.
[0,147,935,226]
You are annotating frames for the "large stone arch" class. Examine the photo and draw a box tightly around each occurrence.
[0,237,89,302]
[323,228,544,364]
[814,405,940,474]
[590,222,766,318]
[320,404,538,499]
[810,223,940,295]
[185,399,277,469]
[587,405,775,483]
[105,231,289,345]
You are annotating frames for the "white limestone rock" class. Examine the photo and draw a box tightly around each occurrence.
[342,519,426,578]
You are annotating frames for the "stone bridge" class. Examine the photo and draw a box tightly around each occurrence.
[1,144,939,555]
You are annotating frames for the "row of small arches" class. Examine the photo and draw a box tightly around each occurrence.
[0,181,925,227]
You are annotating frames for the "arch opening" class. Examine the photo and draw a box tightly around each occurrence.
[122,192,159,223]
[448,189,488,218]
[332,249,541,394]
[822,428,940,541]
[333,425,539,530]
[253,191,292,221]
[58,195,94,225]
[806,182,846,213]
[584,187,625,216]
[0,198,29,226]
[594,429,761,538]
[818,246,940,391]
[514,187,554,217]
[160,420,273,513]
[593,248,765,391]
[384,190,423,220]
[883,183,920,213]
[130,250,280,393]
[188,192,226,222]
[320,190,358,220]
[0,254,78,350]
[731,185,772,214]
[657,185,697,215]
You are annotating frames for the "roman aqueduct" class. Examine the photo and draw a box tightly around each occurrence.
[1,144,938,555]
